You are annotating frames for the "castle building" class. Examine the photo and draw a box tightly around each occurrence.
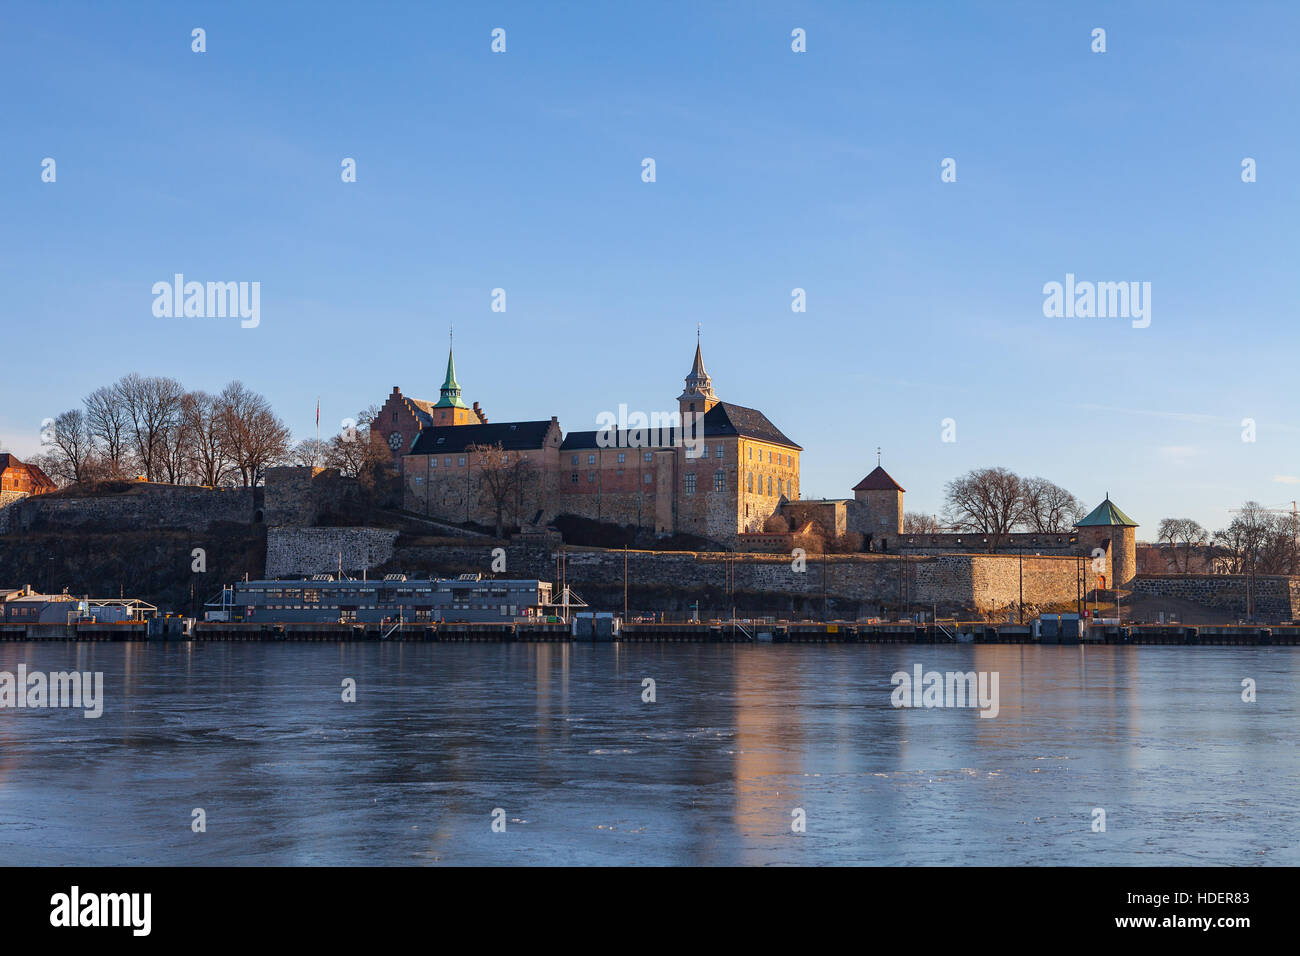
[1074,495,1139,587]
[851,465,906,545]
[395,340,801,544]
[372,341,488,458]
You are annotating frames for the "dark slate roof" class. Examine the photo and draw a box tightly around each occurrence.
[560,402,800,451]
[706,402,800,449]
[561,428,679,451]
[1075,497,1138,527]
[410,421,554,455]
[852,465,905,493]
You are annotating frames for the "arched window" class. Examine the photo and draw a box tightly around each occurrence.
[747,473,753,492]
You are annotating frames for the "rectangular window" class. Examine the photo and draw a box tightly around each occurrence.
[714,471,725,492]
[571,472,578,483]
[430,458,437,468]
[588,454,596,464]
[444,458,452,467]
[571,455,578,465]
[716,444,724,459]
[617,452,626,464]
[701,445,709,459]
[748,447,752,460]
[644,452,653,462]
[685,473,696,494]
[588,471,596,483]
[458,456,466,467]
[644,473,652,484]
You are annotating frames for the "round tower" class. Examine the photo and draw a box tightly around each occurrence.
[1074,494,1139,588]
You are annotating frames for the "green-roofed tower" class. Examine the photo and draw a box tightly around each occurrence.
[429,330,479,426]
[1075,493,1139,588]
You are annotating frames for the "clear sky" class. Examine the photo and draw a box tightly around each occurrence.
[3,1,1297,536]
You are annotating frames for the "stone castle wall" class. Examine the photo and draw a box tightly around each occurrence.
[0,490,29,534]
[260,527,1084,616]
[265,527,400,577]
[263,466,359,526]
[6,484,255,533]
[1131,574,1300,621]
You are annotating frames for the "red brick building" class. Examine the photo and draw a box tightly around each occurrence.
[0,454,56,495]
[372,345,488,458]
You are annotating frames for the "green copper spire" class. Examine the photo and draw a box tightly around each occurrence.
[434,328,469,409]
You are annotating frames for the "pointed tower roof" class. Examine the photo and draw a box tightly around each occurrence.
[1075,495,1138,527]
[688,342,707,379]
[677,334,717,403]
[852,466,905,493]
[433,338,469,409]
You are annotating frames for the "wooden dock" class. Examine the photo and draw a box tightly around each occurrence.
[2,621,1298,645]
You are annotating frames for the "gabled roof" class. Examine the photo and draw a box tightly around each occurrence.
[1075,497,1138,527]
[0,453,55,489]
[852,465,905,493]
[410,420,555,455]
[560,402,800,452]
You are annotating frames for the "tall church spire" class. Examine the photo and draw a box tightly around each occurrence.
[678,332,718,415]
[434,328,468,409]
[679,337,716,402]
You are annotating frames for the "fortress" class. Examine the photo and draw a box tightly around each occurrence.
[0,341,1177,620]
[373,338,1140,590]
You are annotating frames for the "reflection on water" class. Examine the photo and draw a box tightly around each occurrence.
[0,643,1295,865]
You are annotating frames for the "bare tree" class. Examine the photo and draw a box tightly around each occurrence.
[27,451,71,489]
[468,442,538,537]
[1157,518,1209,572]
[183,391,231,486]
[326,408,393,485]
[1019,476,1085,533]
[1212,502,1286,575]
[216,381,291,486]
[293,438,331,468]
[84,384,132,477]
[903,512,942,534]
[116,373,185,481]
[158,392,199,484]
[943,467,1026,551]
[43,409,99,484]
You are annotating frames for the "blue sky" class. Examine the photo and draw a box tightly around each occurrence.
[2,1,1297,535]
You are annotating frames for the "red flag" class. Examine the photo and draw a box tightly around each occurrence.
[315,399,319,427]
